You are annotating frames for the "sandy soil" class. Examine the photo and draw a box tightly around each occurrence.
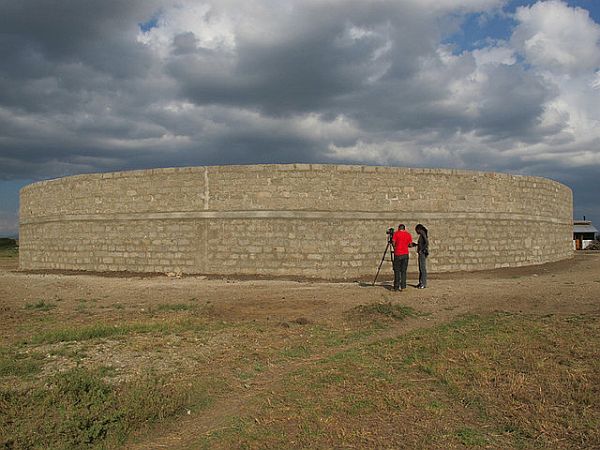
[2,253,599,341]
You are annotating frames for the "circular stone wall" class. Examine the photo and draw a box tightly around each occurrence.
[19,164,573,279]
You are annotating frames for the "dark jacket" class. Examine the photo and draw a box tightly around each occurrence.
[417,232,429,256]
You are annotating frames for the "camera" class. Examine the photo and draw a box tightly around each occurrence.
[386,227,394,242]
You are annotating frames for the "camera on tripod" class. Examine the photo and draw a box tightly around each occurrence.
[386,227,395,242]
[373,227,396,285]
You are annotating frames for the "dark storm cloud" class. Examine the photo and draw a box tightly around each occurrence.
[566,170,600,222]
[0,1,171,181]
[0,0,553,179]
[163,1,556,144]
[0,0,158,76]
[167,19,379,113]
[167,1,439,116]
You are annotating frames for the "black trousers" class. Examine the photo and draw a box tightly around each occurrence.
[393,254,409,290]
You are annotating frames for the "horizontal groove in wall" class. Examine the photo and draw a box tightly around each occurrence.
[21,210,571,225]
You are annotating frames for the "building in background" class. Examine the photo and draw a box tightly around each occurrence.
[573,218,598,250]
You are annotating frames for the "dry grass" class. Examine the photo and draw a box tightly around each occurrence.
[2,301,599,449]
[196,313,600,449]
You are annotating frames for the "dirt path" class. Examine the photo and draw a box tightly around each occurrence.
[1,252,600,449]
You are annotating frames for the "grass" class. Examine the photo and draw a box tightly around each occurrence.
[280,345,311,359]
[0,348,44,377]
[0,367,217,449]
[5,282,600,450]
[24,299,57,311]
[348,301,417,320]
[156,303,196,312]
[456,427,488,446]
[197,313,600,449]
[23,318,219,345]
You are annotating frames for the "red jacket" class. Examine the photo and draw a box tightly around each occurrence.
[392,230,413,256]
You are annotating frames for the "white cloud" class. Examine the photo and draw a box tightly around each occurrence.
[502,1,600,171]
[327,140,427,166]
[472,44,516,66]
[512,0,600,74]
[409,0,506,13]
[136,2,237,57]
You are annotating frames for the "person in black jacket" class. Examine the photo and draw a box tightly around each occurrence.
[415,224,429,289]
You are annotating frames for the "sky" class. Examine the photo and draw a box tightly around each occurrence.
[1,0,600,236]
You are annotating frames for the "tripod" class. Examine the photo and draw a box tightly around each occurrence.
[372,237,395,286]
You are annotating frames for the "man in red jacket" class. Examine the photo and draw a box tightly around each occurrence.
[392,224,413,291]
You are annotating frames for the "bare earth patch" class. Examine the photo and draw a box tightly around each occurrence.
[1,253,599,449]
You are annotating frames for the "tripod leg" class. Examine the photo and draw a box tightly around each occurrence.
[372,242,391,286]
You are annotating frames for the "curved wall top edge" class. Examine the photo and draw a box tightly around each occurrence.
[20,163,570,193]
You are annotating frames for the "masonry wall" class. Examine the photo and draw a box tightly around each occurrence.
[19,164,573,279]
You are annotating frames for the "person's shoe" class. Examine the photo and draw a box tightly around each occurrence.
[417,285,426,289]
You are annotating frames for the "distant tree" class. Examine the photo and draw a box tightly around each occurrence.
[0,238,17,249]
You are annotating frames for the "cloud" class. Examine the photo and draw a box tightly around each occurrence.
[512,0,600,74]
[508,0,600,171]
[131,0,564,147]
[0,0,599,227]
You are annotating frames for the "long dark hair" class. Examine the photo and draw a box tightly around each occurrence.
[415,224,428,237]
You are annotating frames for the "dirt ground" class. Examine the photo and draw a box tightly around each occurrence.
[2,254,599,342]
[1,252,600,448]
